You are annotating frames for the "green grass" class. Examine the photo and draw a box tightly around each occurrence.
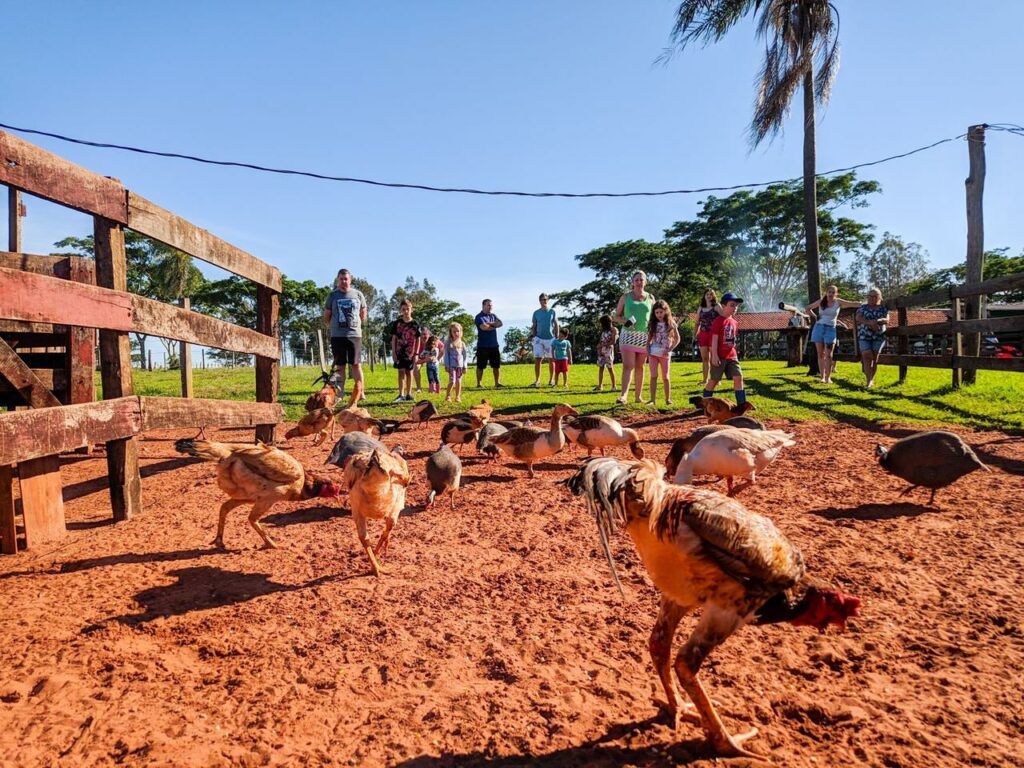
[121,360,1024,432]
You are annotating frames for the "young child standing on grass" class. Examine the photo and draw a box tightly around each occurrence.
[388,299,421,402]
[704,292,747,407]
[443,323,467,402]
[646,300,680,406]
[413,326,432,393]
[552,328,573,387]
[594,315,618,391]
[423,335,441,394]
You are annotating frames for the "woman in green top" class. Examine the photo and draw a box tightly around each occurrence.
[613,270,655,404]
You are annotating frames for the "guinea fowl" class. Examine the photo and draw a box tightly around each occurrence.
[488,403,578,478]
[673,428,795,496]
[408,399,439,429]
[876,430,990,504]
[175,439,342,549]
[343,445,410,576]
[325,431,387,471]
[689,396,756,424]
[476,422,509,462]
[564,457,860,760]
[722,415,764,430]
[425,444,462,509]
[563,415,644,458]
[440,419,480,453]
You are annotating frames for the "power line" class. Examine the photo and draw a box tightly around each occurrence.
[0,119,985,199]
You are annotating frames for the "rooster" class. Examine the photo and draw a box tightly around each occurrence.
[343,445,410,576]
[306,369,341,412]
[174,439,342,549]
[689,396,756,424]
[564,457,860,760]
[284,407,335,446]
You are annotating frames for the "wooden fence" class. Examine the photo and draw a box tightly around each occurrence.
[0,129,283,554]
[834,272,1024,386]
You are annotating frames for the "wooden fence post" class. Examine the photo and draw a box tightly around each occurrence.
[897,307,909,384]
[179,297,193,398]
[94,214,142,521]
[255,285,279,445]
[951,297,963,390]
[964,124,986,385]
[7,188,21,252]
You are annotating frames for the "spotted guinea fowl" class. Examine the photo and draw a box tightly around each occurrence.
[876,430,990,505]
[563,456,860,761]
[325,431,387,471]
[488,403,578,478]
[476,422,508,462]
[722,415,764,430]
[408,399,438,429]
[440,419,480,453]
[673,428,795,496]
[563,415,644,459]
[425,444,462,509]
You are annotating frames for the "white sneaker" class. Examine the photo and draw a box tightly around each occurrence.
[392,395,404,403]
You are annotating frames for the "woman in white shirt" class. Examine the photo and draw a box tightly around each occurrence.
[806,285,860,384]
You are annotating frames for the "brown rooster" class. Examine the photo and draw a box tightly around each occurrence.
[306,370,341,411]
[343,445,410,576]
[689,395,756,424]
[174,439,342,549]
[565,457,860,760]
[284,407,335,446]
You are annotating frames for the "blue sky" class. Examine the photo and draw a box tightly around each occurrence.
[3,1,1023,341]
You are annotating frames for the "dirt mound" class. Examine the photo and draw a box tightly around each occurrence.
[1,414,1021,767]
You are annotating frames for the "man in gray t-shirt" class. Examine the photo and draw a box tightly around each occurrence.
[322,268,367,398]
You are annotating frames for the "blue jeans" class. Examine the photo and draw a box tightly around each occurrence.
[426,363,440,386]
[859,336,885,353]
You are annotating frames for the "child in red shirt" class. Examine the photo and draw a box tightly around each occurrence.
[703,292,746,407]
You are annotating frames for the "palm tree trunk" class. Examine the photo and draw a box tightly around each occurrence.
[802,66,821,305]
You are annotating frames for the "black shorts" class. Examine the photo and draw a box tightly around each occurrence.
[476,347,501,370]
[330,336,362,367]
[394,355,414,371]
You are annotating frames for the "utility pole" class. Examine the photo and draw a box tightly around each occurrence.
[963,124,986,385]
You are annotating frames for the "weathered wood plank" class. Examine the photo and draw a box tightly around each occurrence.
[888,288,951,310]
[887,315,1024,337]
[179,297,193,399]
[95,218,141,522]
[0,464,16,554]
[141,397,283,431]
[0,397,141,465]
[255,284,280,444]
[127,192,282,291]
[0,337,63,409]
[0,251,94,278]
[0,320,61,334]
[0,267,279,358]
[67,257,96,407]
[0,131,128,222]
[8,189,21,252]
[0,368,67,395]
[17,456,65,548]
[952,271,1024,300]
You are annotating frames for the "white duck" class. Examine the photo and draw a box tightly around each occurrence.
[488,403,579,477]
[563,415,644,459]
[673,427,795,496]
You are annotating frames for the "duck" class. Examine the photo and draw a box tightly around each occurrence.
[563,415,644,459]
[476,422,509,462]
[876,430,990,505]
[665,418,765,478]
[409,399,438,429]
[440,419,480,453]
[425,444,462,509]
[673,427,796,496]
[488,403,579,478]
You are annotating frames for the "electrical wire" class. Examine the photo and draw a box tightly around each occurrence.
[0,119,992,199]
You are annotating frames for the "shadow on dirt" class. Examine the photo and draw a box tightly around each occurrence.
[809,503,940,521]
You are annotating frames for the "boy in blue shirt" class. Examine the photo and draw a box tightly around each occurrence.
[552,328,573,387]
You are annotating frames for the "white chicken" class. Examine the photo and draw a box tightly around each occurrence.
[673,427,795,495]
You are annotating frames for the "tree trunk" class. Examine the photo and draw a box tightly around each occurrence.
[802,67,821,305]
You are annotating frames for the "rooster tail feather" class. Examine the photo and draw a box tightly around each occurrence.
[174,439,232,461]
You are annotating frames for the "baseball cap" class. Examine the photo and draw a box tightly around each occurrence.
[721,292,744,304]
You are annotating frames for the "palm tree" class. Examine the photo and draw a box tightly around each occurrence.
[666,0,840,304]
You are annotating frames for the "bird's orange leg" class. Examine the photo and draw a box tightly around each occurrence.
[213,499,246,549]
[355,515,388,575]
[374,516,395,558]
[247,500,279,549]
[649,597,700,727]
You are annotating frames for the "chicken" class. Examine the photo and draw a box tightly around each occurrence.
[564,457,860,760]
[409,399,438,429]
[440,419,480,453]
[689,396,756,424]
[876,430,990,505]
[325,431,387,471]
[488,403,579,477]
[425,444,462,509]
[174,439,342,550]
[284,407,334,446]
[343,445,410,576]
[335,381,388,436]
[467,398,493,425]
[673,428,795,496]
[563,415,644,458]
[306,370,341,411]
[476,422,509,462]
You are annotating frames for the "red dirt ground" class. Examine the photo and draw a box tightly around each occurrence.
[1,413,1022,768]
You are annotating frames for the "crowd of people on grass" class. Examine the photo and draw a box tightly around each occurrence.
[321,267,893,406]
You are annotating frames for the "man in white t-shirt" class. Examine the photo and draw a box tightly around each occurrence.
[529,293,559,387]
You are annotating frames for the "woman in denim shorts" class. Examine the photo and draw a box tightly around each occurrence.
[806,285,860,384]
[855,287,889,388]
